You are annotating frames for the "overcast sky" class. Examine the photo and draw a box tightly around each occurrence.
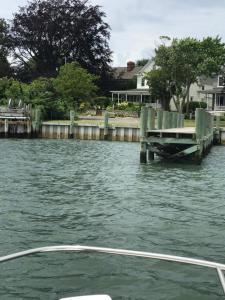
[2,0,225,66]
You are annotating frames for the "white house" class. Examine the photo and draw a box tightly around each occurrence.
[111,60,225,112]
[111,60,156,105]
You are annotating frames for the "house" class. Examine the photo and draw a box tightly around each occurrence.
[111,60,225,113]
[111,60,159,106]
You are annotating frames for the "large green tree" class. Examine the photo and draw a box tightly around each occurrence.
[53,62,98,110]
[10,0,112,80]
[0,19,11,77]
[146,37,225,112]
[145,69,171,110]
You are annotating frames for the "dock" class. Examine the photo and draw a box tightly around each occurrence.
[140,107,221,164]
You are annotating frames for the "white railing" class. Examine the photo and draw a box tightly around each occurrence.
[214,106,225,111]
[0,245,224,295]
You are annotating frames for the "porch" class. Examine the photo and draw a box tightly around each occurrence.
[111,89,161,109]
[201,87,225,112]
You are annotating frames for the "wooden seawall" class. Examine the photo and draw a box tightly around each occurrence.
[41,123,140,142]
[140,107,220,164]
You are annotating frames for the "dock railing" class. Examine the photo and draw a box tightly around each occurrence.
[140,107,184,135]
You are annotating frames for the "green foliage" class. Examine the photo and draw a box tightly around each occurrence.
[136,59,149,67]
[150,36,225,112]
[183,101,207,113]
[0,19,11,77]
[145,69,171,110]
[107,101,141,112]
[26,77,56,112]
[91,96,111,109]
[53,62,98,110]
[0,77,28,105]
[10,0,112,79]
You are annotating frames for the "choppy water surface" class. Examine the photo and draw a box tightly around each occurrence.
[0,139,225,300]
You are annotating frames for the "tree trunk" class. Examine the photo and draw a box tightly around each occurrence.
[185,84,191,114]
[161,97,170,111]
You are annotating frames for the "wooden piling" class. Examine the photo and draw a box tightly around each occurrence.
[140,106,148,163]
[4,119,8,137]
[148,149,154,161]
[70,110,75,138]
[147,108,155,130]
[157,110,163,129]
[104,111,109,140]
[162,111,170,129]
[172,112,178,128]
[167,112,172,128]
[195,108,204,140]
[216,115,220,129]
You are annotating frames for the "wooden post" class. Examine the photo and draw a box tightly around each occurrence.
[70,110,75,138]
[172,112,178,128]
[147,108,155,130]
[104,111,109,140]
[162,111,169,129]
[157,110,163,129]
[140,106,148,163]
[4,119,8,137]
[27,120,32,137]
[195,108,204,140]
[177,114,184,128]
[216,115,220,129]
[148,149,154,161]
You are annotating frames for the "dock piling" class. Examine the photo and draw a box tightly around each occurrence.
[157,110,163,129]
[70,110,75,138]
[104,111,109,140]
[147,108,155,130]
[140,106,148,163]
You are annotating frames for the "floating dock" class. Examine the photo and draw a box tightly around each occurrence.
[140,107,221,164]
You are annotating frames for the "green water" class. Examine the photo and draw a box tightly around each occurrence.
[0,139,225,300]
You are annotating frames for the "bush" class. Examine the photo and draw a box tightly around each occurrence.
[183,101,207,113]
[107,102,141,112]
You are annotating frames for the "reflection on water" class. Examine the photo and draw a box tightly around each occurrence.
[0,139,225,299]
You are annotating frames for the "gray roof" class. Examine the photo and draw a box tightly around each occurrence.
[113,66,143,80]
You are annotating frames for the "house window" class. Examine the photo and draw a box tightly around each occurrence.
[218,75,225,87]
[202,86,205,91]
[190,96,194,102]
[141,78,145,86]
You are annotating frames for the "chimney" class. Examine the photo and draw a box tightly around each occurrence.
[127,61,135,72]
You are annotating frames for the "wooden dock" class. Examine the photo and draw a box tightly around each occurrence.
[140,107,221,164]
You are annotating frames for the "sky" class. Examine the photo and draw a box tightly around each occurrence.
[2,0,225,66]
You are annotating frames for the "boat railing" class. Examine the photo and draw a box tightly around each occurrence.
[0,245,224,295]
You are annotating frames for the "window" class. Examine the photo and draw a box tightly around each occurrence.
[202,86,205,91]
[218,75,225,87]
[141,78,145,86]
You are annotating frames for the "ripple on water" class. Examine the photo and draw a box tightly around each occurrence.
[0,140,225,299]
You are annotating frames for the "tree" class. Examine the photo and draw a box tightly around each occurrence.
[10,0,112,79]
[148,37,225,113]
[53,62,98,110]
[0,19,11,77]
[145,69,171,110]
[136,59,149,67]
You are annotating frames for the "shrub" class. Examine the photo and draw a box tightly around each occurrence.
[183,101,207,113]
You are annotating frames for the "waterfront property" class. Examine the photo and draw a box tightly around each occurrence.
[111,60,161,108]
[111,59,225,114]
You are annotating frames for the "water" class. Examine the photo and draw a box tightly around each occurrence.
[0,139,225,300]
